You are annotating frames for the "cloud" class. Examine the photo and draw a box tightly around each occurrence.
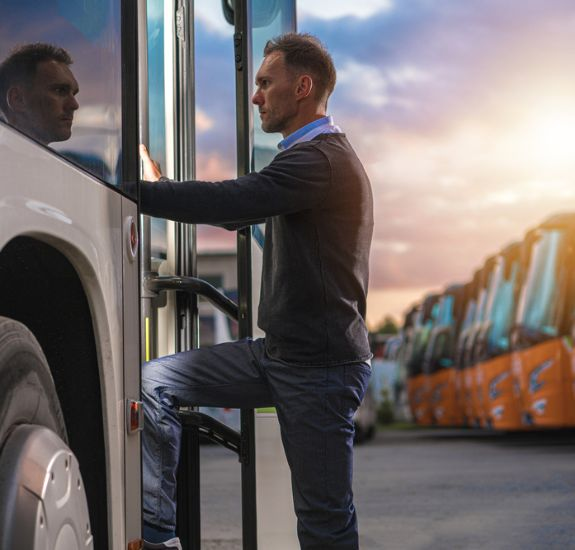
[191,0,575,322]
[337,61,390,108]
[195,0,235,37]
[195,152,235,181]
[299,0,393,20]
[196,109,214,133]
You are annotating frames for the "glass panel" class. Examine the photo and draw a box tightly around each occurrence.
[486,257,519,355]
[437,295,454,327]
[146,0,168,263]
[483,258,504,324]
[194,0,238,346]
[249,0,296,247]
[517,230,565,338]
[0,0,122,186]
[250,0,296,171]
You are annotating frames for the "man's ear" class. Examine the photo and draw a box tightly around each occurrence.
[295,75,313,101]
[6,86,26,113]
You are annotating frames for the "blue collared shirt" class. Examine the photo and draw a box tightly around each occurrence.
[278,115,342,151]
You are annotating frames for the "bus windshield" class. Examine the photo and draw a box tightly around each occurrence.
[516,229,566,343]
[485,255,520,356]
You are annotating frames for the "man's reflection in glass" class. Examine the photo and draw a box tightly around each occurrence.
[0,43,79,145]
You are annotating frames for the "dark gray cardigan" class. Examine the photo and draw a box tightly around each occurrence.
[140,133,373,366]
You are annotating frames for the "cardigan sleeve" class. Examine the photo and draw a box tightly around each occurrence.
[139,143,331,224]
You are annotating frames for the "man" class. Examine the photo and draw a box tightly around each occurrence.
[0,43,79,145]
[140,33,373,550]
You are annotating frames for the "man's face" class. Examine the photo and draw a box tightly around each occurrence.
[252,51,298,136]
[14,59,79,145]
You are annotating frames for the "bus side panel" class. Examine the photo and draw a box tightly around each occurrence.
[463,367,479,427]
[480,355,523,430]
[0,125,129,547]
[122,197,142,544]
[516,339,574,427]
[408,374,432,425]
[474,365,487,427]
[430,369,461,426]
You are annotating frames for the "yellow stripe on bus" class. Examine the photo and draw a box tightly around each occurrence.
[145,317,150,362]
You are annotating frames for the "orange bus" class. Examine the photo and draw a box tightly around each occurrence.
[511,214,575,427]
[406,294,439,425]
[423,284,466,426]
[456,269,483,426]
[466,257,498,427]
[475,242,524,430]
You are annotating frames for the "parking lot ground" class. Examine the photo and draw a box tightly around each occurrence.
[199,427,575,549]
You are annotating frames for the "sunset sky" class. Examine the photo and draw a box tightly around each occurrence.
[194,0,575,329]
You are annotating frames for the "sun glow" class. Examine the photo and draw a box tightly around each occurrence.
[522,103,575,170]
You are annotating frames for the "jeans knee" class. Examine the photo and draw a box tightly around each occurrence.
[142,361,172,409]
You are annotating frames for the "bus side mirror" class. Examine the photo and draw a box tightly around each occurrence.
[222,0,282,27]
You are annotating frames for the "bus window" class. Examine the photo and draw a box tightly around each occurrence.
[487,257,519,355]
[194,0,239,346]
[0,0,123,187]
[251,0,297,170]
[516,230,566,343]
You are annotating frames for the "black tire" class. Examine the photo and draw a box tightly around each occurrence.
[0,316,66,450]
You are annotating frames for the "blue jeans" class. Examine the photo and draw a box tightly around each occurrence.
[142,338,371,549]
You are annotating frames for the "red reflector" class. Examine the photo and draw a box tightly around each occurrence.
[130,219,138,251]
[127,399,144,434]
[130,401,140,431]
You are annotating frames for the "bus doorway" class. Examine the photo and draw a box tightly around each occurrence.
[139,0,298,548]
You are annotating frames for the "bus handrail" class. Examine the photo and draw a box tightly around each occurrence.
[145,274,239,321]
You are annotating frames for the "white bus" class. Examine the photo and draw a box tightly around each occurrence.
[0,0,297,549]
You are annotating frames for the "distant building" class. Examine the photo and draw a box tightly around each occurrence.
[197,250,238,346]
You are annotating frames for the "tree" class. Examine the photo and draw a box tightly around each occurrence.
[375,315,399,335]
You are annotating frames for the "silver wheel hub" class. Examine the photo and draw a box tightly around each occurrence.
[0,425,93,549]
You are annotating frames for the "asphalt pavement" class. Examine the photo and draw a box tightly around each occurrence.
[199,427,575,549]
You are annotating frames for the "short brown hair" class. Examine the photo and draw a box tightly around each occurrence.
[0,43,73,117]
[264,33,336,106]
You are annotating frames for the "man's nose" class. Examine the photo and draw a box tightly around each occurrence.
[68,95,79,111]
[252,89,262,106]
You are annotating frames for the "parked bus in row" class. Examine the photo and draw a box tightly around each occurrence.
[404,212,575,432]
[511,214,575,428]
[423,284,466,426]
[405,293,439,425]
[476,241,524,430]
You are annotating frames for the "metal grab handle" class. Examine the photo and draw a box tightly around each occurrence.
[179,409,241,457]
[145,274,239,321]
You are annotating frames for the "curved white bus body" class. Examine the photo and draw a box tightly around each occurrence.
[0,124,140,548]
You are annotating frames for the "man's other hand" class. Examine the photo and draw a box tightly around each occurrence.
[140,144,163,182]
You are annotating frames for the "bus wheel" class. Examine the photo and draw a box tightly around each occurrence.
[0,317,93,550]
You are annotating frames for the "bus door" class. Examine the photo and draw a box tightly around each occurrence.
[139,0,297,548]
[235,1,298,547]
[477,242,523,430]
[512,215,575,428]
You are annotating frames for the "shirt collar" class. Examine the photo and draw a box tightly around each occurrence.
[278,115,342,151]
